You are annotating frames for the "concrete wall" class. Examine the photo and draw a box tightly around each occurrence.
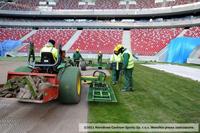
[0,17,200,28]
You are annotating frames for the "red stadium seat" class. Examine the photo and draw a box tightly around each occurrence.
[19,29,76,53]
[184,26,200,37]
[94,0,120,9]
[0,28,31,42]
[1,0,199,10]
[1,0,39,10]
[68,29,123,54]
[131,28,183,56]
[53,0,79,9]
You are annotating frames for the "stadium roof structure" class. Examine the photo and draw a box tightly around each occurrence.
[0,2,200,18]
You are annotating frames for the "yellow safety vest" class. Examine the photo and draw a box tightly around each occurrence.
[110,54,122,70]
[122,49,134,69]
[40,43,58,61]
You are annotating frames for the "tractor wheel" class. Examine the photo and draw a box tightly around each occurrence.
[14,66,32,72]
[58,66,81,104]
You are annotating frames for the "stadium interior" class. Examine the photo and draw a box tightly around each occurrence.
[0,1,200,133]
[0,0,200,64]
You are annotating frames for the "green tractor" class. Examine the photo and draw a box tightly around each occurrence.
[7,44,117,104]
[13,44,81,104]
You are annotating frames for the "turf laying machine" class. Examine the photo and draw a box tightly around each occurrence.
[0,45,117,104]
[82,70,117,102]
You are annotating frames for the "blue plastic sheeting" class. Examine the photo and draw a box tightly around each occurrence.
[166,37,200,64]
[0,40,22,56]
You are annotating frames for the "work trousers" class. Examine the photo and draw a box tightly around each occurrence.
[28,51,35,62]
[123,68,133,91]
[74,59,80,67]
[112,69,120,82]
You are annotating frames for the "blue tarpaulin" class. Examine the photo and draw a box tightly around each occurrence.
[166,37,200,64]
[0,40,22,56]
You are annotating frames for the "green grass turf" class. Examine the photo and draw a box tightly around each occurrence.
[88,63,200,124]
[0,56,40,61]
[0,56,27,61]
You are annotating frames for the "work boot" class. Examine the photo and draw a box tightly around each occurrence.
[121,88,133,92]
[128,88,134,91]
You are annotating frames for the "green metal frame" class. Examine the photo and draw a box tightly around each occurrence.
[81,71,117,103]
[88,83,117,102]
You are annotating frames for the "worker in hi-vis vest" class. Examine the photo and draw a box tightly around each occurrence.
[40,39,58,62]
[110,47,122,85]
[115,44,137,92]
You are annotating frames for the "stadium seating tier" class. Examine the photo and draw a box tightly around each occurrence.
[131,28,183,56]
[0,0,199,10]
[0,28,31,42]
[68,29,123,54]
[184,26,200,37]
[19,29,76,53]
